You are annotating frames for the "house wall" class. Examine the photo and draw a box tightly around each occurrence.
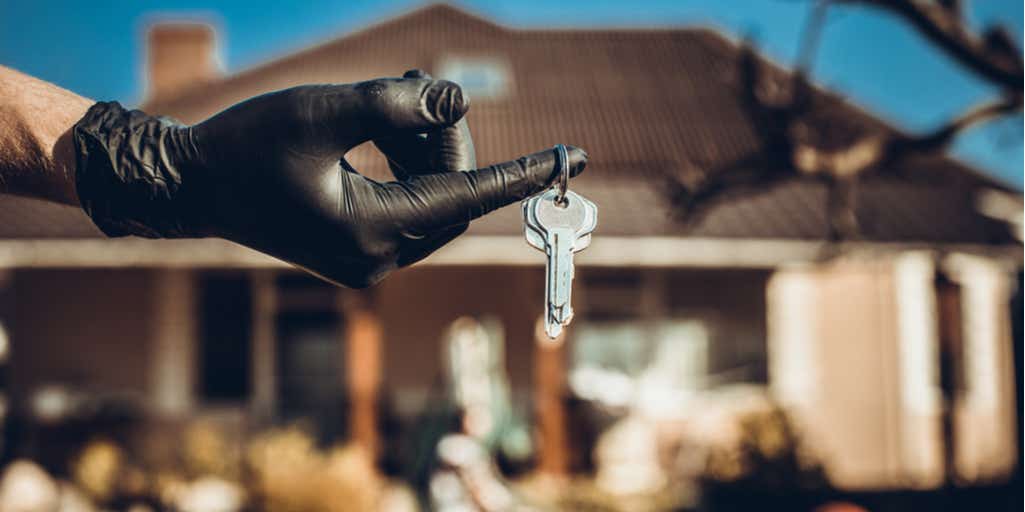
[665,269,770,382]
[2,263,773,464]
[768,254,1019,490]
[4,264,772,415]
[9,269,156,405]
[769,259,909,489]
[7,268,196,418]
[4,265,541,422]
[374,265,544,417]
[372,266,771,417]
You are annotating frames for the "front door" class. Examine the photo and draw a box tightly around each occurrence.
[276,309,346,442]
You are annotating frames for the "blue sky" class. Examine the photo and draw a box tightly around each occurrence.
[2,0,1022,185]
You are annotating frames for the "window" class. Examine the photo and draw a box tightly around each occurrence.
[436,56,511,100]
[570,319,709,414]
[568,269,770,415]
[276,311,344,435]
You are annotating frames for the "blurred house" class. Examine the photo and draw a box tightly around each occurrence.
[0,3,1019,491]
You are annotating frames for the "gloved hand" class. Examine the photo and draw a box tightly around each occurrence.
[73,70,587,288]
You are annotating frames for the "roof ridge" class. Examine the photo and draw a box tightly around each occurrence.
[143,3,713,110]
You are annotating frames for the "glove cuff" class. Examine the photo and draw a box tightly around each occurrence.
[73,101,208,238]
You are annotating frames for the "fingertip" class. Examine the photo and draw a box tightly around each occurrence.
[422,79,470,125]
[564,145,588,177]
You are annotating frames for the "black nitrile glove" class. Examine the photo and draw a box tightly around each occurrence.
[73,69,587,288]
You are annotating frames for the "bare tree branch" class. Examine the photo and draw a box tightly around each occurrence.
[937,0,963,20]
[792,95,1022,178]
[669,2,1021,242]
[793,135,885,177]
[827,176,860,240]
[668,1,1021,243]
[837,0,1023,90]
[797,0,833,72]
[891,94,1022,154]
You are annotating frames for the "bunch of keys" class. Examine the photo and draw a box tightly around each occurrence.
[523,144,598,339]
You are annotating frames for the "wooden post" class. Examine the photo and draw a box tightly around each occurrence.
[534,317,569,477]
[341,292,382,460]
[935,271,963,484]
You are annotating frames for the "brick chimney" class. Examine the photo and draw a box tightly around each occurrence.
[146,22,220,101]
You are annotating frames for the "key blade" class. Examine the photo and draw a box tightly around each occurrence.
[546,229,576,329]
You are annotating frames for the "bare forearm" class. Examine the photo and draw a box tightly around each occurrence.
[0,65,93,206]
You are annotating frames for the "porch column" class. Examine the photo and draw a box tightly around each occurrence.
[340,292,382,459]
[150,269,196,416]
[943,254,1019,481]
[534,318,568,477]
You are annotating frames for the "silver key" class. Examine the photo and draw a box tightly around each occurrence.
[523,158,597,339]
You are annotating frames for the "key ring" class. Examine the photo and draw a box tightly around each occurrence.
[554,144,569,207]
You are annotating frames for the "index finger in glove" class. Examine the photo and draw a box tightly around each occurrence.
[381,145,588,235]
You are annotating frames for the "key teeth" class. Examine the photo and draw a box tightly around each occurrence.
[543,308,574,340]
[545,323,563,340]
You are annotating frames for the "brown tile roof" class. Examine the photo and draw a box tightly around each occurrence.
[0,3,1017,245]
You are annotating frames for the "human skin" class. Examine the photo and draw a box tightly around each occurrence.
[0,65,91,205]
